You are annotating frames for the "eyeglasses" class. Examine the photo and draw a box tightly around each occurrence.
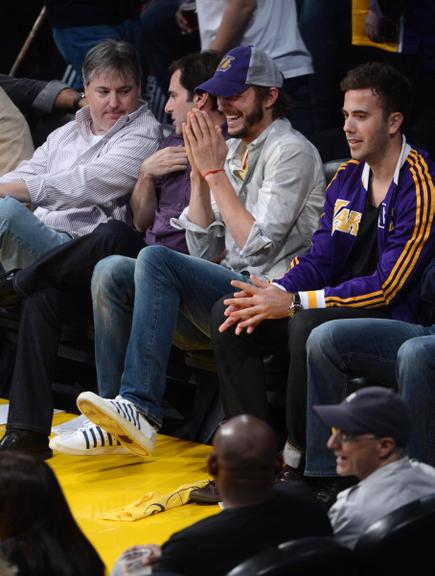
[330,427,379,443]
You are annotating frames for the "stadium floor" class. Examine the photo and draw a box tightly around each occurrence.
[2,406,219,571]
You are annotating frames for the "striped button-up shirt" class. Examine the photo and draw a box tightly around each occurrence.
[0,102,162,237]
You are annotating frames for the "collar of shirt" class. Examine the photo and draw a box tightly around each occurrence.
[361,135,411,190]
[227,118,289,180]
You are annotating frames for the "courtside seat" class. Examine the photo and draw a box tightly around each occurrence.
[226,536,356,576]
[355,494,435,574]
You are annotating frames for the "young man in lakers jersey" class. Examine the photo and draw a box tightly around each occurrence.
[205,61,434,498]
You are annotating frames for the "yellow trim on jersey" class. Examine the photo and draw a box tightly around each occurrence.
[307,291,318,308]
[326,159,359,192]
[383,151,433,300]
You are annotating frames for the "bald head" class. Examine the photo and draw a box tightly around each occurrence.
[209,415,281,506]
[214,415,278,468]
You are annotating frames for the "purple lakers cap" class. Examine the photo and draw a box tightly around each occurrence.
[196,45,283,97]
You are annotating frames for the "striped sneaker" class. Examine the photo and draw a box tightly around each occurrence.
[49,419,129,456]
[77,392,156,458]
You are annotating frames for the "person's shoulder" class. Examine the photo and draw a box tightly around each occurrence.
[332,158,361,177]
[403,145,435,178]
[262,120,323,162]
[168,509,224,541]
[128,103,162,133]
[325,158,362,191]
[409,459,435,479]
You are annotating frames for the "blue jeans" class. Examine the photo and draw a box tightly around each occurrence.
[53,20,140,89]
[0,197,71,270]
[304,318,435,476]
[91,245,244,427]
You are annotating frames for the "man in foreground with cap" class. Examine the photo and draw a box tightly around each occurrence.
[314,387,435,548]
[110,415,332,575]
[70,45,325,458]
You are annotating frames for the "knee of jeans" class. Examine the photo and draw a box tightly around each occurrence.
[397,338,426,370]
[306,322,331,359]
[0,196,26,230]
[91,255,133,298]
[135,244,174,272]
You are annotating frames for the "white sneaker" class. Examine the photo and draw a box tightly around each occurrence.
[76,392,156,458]
[49,419,130,456]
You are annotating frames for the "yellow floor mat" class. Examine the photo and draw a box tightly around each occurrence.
[3,408,220,571]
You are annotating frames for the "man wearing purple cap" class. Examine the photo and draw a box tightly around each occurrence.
[65,45,325,458]
[314,387,435,548]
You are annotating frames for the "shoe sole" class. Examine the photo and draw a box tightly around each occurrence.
[77,392,154,458]
[49,440,130,456]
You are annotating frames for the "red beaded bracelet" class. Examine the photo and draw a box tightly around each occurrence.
[202,168,225,179]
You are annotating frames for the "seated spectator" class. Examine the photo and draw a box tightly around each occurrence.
[200,61,434,503]
[313,387,435,548]
[0,39,161,272]
[0,51,223,459]
[0,451,104,576]
[0,73,86,116]
[110,415,332,576]
[0,73,88,148]
[0,88,34,175]
[139,0,200,94]
[45,0,142,89]
[304,258,435,481]
[0,556,17,576]
[196,0,314,136]
[70,46,325,458]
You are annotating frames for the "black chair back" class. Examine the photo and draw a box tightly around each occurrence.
[355,494,435,574]
[226,536,356,576]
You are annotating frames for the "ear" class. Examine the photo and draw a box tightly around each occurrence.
[378,437,396,459]
[193,91,209,111]
[263,87,279,111]
[389,112,403,136]
[208,453,218,477]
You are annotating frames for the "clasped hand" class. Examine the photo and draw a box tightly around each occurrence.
[219,275,294,335]
[182,108,227,176]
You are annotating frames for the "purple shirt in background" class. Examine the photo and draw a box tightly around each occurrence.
[144,133,190,253]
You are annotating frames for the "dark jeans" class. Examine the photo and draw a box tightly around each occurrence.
[16,220,145,295]
[211,298,389,452]
[7,221,145,435]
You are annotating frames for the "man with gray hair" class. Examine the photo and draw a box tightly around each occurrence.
[0,39,161,272]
